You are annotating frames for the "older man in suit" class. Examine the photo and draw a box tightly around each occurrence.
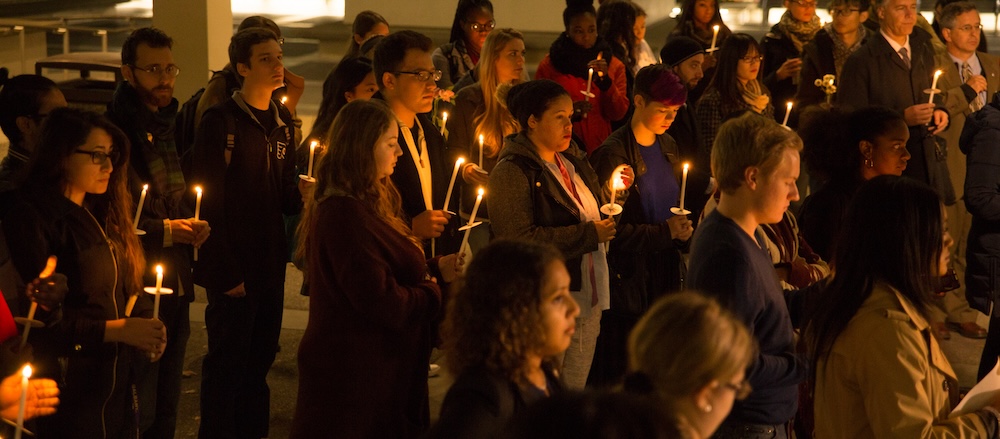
[933,1,997,339]
[839,0,954,205]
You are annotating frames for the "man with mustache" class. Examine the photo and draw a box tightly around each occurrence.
[106,27,210,439]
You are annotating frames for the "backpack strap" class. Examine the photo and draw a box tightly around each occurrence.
[223,110,237,166]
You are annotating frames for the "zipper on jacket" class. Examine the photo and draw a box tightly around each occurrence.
[84,209,118,439]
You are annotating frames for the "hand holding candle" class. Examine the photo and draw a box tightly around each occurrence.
[600,165,629,216]
[18,256,56,351]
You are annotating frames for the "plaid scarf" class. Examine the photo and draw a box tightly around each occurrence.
[777,11,822,53]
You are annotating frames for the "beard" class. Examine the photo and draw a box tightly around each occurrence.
[135,83,174,109]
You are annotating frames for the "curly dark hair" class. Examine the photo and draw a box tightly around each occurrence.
[442,239,565,384]
[597,0,638,70]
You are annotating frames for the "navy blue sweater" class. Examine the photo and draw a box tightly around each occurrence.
[688,209,807,425]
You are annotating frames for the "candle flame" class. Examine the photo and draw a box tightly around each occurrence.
[786,101,793,110]
[310,140,318,148]
[281,96,288,104]
[142,184,148,191]
[195,186,202,195]
[477,187,485,196]
[713,25,719,31]
[457,157,465,165]
[155,264,163,275]
[683,162,690,171]
[442,111,448,119]
[21,364,31,378]
[612,175,625,190]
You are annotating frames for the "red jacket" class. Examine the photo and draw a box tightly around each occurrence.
[535,54,630,155]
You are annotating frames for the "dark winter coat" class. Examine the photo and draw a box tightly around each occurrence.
[961,99,1000,314]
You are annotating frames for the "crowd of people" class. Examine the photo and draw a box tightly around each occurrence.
[2,0,1000,437]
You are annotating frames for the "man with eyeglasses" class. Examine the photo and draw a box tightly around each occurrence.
[931,1,996,342]
[106,26,210,439]
[191,27,305,439]
[760,0,822,127]
[932,0,988,53]
[840,0,955,206]
[373,31,462,260]
[795,0,870,108]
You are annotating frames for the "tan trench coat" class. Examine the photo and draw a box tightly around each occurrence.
[814,282,988,438]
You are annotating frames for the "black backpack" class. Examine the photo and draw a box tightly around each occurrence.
[175,68,241,178]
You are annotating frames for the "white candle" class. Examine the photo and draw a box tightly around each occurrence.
[441,112,448,136]
[443,157,464,210]
[133,184,148,230]
[610,175,622,206]
[194,186,203,261]
[679,163,690,211]
[585,68,594,97]
[478,135,485,168]
[710,25,720,51]
[307,141,317,178]
[153,265,163,320]
[928,69,943,104]
[459,188,485,256]
[782,102,793,127]
[15,364,30,439]
[19,302,36,351]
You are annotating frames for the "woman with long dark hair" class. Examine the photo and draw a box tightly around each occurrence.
[430,239,579,437]
[304,57,377,147]
[696,33,773,163]
[1,107,165,438]
[434,0,495,89]
[290,99,459,438]
[344,10,389,59]
[807,175,999,437]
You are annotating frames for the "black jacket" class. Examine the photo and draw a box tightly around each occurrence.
[795,28,870,109]
[2,190,152,438]
[589,124,694,316]
[839,27,955,205]
[191,92,302,292]
[107,81,196,302]
[960,100,1000,314]
[489,133,605,292]
[427,366,562,438]
[761,24,802,126]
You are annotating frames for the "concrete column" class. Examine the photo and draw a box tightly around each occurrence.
[152,0,233,100]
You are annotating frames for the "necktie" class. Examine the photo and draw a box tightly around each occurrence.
[963,62,986,112]
[899,47,911,69]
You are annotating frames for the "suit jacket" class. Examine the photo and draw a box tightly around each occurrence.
[936,50,1000,199]
[839,27,955,205]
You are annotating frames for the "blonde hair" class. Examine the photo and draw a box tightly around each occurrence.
[711,112,803,194]
[629,292,755,416]
[474,28,524,159]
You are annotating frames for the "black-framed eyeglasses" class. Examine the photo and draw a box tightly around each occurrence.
[740,55,764,64]
[789,0,817,6]
[830,7,860,15]
[129,64,181,77]
[721,379,753,400]
[953,23,984,32]
[394,70,443,82]
[74,149,120,165]
[467,20,496,33]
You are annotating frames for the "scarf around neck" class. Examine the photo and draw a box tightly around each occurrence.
[741,79,770,114]
[777,11,822,53]
[549,32,614,80]
[826,23,867,77]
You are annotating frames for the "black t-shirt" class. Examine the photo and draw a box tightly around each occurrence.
[249,105,278,135]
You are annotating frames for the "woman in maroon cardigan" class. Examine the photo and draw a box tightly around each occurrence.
[289,99,460,438]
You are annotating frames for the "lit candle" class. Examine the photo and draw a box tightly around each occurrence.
[478,134,485,168]
[585,68,594,97]
[441,112,448,136]
[610,175,623,207]
[15,364,30,439]
[194,186,202,261]
[443,157,464,211]
[19,256,55,351]
[153,265,163,320]
[459,188,485,257]
[928,69,943,104]
[281,95,288,105]
[133,184,148,231]
[710,25,720,51]
[307,140,317,178]
[782,101,793,127]
[679,163,690,211]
